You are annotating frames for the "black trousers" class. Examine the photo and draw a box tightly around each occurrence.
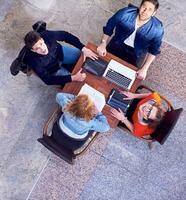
[107,39,145,68]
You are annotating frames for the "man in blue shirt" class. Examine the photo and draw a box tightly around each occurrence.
[97,0,164,80]
[24,30,98,85]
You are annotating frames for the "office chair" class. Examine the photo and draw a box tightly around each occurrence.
[119,85,183,148]
[37,107,98,164]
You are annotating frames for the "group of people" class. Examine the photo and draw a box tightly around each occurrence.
[22,0,165,146]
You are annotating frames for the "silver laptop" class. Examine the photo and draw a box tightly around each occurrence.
[103,59,137,90]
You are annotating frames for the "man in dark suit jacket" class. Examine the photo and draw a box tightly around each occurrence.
[24,30,98,85]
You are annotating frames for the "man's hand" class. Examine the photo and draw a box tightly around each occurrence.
[71,69,86,82]
[137,68,147,80]
[97,43,107,56]
[82,47,98,61]
[137,54,155,80]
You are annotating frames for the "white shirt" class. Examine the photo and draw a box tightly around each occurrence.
[124,20,139,48]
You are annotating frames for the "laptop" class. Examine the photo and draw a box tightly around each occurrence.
[82,57,108,77]
[83,58,136,90]
[107,88,133,114]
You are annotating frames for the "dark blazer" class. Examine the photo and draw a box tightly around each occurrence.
[24,30,85,85]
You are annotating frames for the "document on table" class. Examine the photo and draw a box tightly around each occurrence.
[78,83,106,112]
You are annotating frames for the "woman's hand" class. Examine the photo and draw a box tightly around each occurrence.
[111,108,126,121]
[119,90,136,100]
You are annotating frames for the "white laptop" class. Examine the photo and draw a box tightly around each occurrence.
[102,59,137,90]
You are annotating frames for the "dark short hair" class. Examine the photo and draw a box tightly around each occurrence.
[24,31,41,49]
[140,0,159,10]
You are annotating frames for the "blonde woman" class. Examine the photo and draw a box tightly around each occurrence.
[54,93,110,149]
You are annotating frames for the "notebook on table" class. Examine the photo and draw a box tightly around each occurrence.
[82,58,136,90]
[107,88,133,114]
[78,83,106,112]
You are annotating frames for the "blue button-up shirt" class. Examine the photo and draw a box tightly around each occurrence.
[103,5,164,58]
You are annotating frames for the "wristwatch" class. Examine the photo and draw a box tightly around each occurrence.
[101,39,106,44]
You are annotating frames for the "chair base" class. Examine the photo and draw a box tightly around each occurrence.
[38,132,98,164]
[38,136,75,164]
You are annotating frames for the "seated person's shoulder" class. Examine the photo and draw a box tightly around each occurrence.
[133,121,154,137]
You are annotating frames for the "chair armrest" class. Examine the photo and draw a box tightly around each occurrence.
[74,132,99,156]
[43,106,61,136]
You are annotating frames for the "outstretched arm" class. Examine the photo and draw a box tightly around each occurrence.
[137,53,155,80]
[111,108,134,133]
[120,91,152,100]
[138,25,164,80]
[97,34,110,56]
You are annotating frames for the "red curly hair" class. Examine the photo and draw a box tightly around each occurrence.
[64,94,95,121]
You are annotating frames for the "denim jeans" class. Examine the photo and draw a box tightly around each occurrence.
[55,45,81,76]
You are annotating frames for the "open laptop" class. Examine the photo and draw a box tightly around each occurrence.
[107,88,133,114]
[83,58,136,90]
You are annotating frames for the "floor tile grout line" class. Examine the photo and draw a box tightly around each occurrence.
[163,39,186,53]
[25,157,50,200]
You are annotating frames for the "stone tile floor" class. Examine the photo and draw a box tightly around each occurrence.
[0,0,186,199]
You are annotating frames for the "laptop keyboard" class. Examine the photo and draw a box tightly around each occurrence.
[105,69,132,89]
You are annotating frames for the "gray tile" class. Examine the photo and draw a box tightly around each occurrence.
[101,127,151,175]
[89,129,114,155]
[79,157,144,200]
[144,42,186,100]
[28,150,102,200]
[0,0,13,21]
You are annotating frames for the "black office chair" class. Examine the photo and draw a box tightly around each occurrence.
[37,107,98,164]
[119,85,183,148]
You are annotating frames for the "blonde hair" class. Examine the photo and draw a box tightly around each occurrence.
[64,94,95,121]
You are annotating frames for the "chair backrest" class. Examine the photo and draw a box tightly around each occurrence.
[40,106,98,159]
[151,108,183,145]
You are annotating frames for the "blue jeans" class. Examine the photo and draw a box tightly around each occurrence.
[55,45,81,76]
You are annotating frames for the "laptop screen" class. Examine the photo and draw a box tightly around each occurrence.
[103,59,137,90]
